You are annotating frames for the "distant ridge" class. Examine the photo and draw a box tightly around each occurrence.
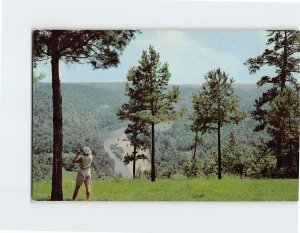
[39,81,259,88]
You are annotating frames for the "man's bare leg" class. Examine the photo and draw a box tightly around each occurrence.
[72,186,80,200]
[85,186,90,200]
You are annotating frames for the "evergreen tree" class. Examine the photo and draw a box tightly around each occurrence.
[126,45,182,182]
[222,131,247,178]
[245,138,277,178]
[245,30,300,171]
[265,88,299,177]
[189,92,209,176]
[33,30,136,200]
[117,79,150,179]
[193,68,245,179]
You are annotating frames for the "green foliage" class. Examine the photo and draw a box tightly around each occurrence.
[122,45,183,181]
[196,68,245,130]
[200,153,218,177]
[161,165,175,179]
[191,68,245,179]
[117,58,152,176]
[33,82,294,180]
[183,158,199,178]
[245,30,300,131]
[113,172,123,182]
[222,131,248,178]
[32,154,52,181]
[245,30,300,177]
[265,88,299,177]
[32,83,121,178]
[125,45,183,125]
[245,30,299,91]
[245,139,277,178]
[33,30,137,69]
[143,170,151,180]
[123,153,148,165]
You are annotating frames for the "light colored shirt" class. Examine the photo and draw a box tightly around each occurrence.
[77,154,93,169]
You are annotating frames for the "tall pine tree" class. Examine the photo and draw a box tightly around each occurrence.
[126,45,182,182]
[190,92,210,174]
[265,88,299,177]
[245,30,300,172]
[117,75,150,179]
[192,68,245,179]
[33,30,137,200]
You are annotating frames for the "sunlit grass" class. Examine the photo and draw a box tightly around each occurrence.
[32,172,298,201]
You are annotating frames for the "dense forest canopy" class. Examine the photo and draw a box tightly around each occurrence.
[33,82,270,180]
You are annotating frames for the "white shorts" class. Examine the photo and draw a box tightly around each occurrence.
[76,167,91,188]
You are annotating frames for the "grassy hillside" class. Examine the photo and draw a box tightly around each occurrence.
[32,171,298,201]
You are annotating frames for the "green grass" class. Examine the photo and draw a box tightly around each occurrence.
[32,171,299,201]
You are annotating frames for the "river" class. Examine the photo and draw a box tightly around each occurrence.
[103,127,131,178]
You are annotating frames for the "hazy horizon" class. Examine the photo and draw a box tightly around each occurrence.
[37,81,260,86]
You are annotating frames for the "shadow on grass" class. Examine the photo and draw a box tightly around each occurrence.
[192,194,205,199]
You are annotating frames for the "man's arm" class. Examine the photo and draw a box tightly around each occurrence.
[72,152,82,164]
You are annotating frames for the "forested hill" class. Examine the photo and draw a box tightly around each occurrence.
[33,82,266,153]
[32,82,267,178]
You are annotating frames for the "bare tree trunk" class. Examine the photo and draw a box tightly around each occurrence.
[217,120,222,180]
[133,144,137,179]
[281,30,288,91]
[276,137,282,170]
[191,131,199,177]
[151,122,156,182]
[51,31,63,201]
[192,131,199,161]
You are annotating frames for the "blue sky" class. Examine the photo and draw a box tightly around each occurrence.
[34,30,271,84]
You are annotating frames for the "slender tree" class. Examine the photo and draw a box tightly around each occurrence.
[190,92,210,173]
[126,46,182,182]
[117,79,150,179]
[193,68,245,179]
[244,30,300,170]
[33,30,137,200]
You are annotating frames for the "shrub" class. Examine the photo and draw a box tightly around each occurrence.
[32,153,52,181]
[183,159,199,178]
[143,170,151,179]
[161,165,175,179]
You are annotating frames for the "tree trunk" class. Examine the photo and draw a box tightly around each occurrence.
[276,137,282,169]
[50,31,63,201]
[192,131,199,161]
[133,144,137,179]
[151,122,156,182]
[281,31,288,91]
[217,121,222,180]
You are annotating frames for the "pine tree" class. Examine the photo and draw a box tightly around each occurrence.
[265,88,299,177]
[117,77,150,179]
[190,92,210,175]
[245,30,300,171]
[192,68,245,179]
[33,30,137,200]
[125,45,182,182]
[222,131,247,178]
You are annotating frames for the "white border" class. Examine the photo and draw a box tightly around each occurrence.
[0,0,299,232]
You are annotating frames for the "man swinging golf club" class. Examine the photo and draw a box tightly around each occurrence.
[72,146,93,200]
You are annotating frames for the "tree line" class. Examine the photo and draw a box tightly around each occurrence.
[117,30,299,182]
